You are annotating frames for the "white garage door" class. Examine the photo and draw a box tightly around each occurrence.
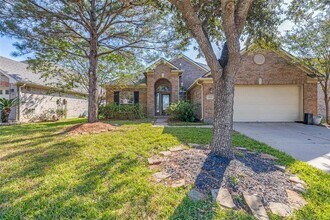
[234,85,301,122]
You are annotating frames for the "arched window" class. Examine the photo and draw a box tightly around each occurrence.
[155,79,171,93]
[156,85,170,92]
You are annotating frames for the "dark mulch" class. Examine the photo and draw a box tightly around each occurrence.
[64,122,116,136]
[162,148,296,209]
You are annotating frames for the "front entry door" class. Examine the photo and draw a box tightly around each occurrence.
[155,93,170,115]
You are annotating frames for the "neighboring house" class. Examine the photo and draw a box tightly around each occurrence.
[0,56,88,122]
[105,47,326,123]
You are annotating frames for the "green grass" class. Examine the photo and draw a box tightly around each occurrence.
[0,119,329,219]
[167,121,210,126]
[108,118,154,126]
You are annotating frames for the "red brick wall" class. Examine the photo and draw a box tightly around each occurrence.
[146,63,180,116]
[189,84,202,119]
[106,86,148,115]
[318,83,330,118]
[189,50,318,122]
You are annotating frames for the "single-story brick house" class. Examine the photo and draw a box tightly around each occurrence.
[0,56,88,122]
[106,47,327,123]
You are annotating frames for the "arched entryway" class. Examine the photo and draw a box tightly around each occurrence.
[155,79,171,116]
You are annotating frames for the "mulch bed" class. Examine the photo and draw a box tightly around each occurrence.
[64,122,117,136]
[160,148,299,210]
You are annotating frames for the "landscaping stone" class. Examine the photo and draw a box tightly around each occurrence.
[171,179,185,188]
[247,151,257,155]
[286,189,307,210]
[148,157,163,165]
[293,183,306,193]
[211,187,236,209]
[236,147,247,151]
[156,148,299,216]
[149,164,161,170]
[289,176,306,185]
[187,143,209,149]
[159,151,172,157]
[188,143,201,148]
[153,172,171,182]
[268,202,292,217]
[260,153,277,160]
[274,165,286,172]
[188,188,206,201]
[243,192,269,220]
[169,146,185,152]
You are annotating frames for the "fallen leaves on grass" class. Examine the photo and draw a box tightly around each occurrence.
[64,122,116,135]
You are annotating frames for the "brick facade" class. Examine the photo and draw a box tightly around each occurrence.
[105,49,320,122]
[317,83,330,118]
[171,56,208,90]
[145,63,181,117]
[189,83,202,119]
[106,86,148,115]
[189,50,318,122]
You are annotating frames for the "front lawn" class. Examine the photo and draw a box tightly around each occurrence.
[167,121,210,126]
[0,119,329,219]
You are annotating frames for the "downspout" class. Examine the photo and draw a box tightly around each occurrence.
[196,80,204,121]
[17,84,26,122]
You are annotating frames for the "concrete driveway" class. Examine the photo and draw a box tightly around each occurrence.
[234,122,330,172]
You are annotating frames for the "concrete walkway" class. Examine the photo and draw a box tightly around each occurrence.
[152,118,169,127]
[234,122,330,172]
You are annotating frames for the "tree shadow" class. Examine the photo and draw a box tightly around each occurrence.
[168,149,280,219]
[0,148,146,219]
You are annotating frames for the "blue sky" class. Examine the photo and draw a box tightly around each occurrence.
[0,20,293,64]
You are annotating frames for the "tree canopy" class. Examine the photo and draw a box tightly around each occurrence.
[0,0,185,122]
[285,0,330,123]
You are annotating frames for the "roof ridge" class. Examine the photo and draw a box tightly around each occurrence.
[170,54,209,72]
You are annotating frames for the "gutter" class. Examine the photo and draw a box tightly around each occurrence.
[16,82,88,96]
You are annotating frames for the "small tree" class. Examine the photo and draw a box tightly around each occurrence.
[286,1,329,123]
[0,98,18,123]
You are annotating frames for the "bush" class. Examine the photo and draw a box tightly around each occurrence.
[165,101,196,122]
[99,103,144,120]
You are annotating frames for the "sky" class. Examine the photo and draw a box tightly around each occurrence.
[0,20,294,64]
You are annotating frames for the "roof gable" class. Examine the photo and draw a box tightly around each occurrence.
[145,58,180,72]
[171,54,209,72]
[202,46,314,78]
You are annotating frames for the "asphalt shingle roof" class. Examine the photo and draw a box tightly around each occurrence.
[0,56,86,94]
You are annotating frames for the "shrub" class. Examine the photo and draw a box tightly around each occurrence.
[99,103,144,120]
[0,97,18,123]
[165,101,196,122]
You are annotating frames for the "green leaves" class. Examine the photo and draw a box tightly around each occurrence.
[165,101,197,122]
[0,97,18,110]
[284,13,329,76]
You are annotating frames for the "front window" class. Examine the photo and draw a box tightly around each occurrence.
[120,91,134,104]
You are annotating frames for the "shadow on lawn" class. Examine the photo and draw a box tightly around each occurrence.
[162,126,293,219]
[168,151,281,219]
[0,150,143,218]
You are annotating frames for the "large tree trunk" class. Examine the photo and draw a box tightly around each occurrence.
[211,55,240,158]
[87,0,99,123]
[88,51,98,123]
